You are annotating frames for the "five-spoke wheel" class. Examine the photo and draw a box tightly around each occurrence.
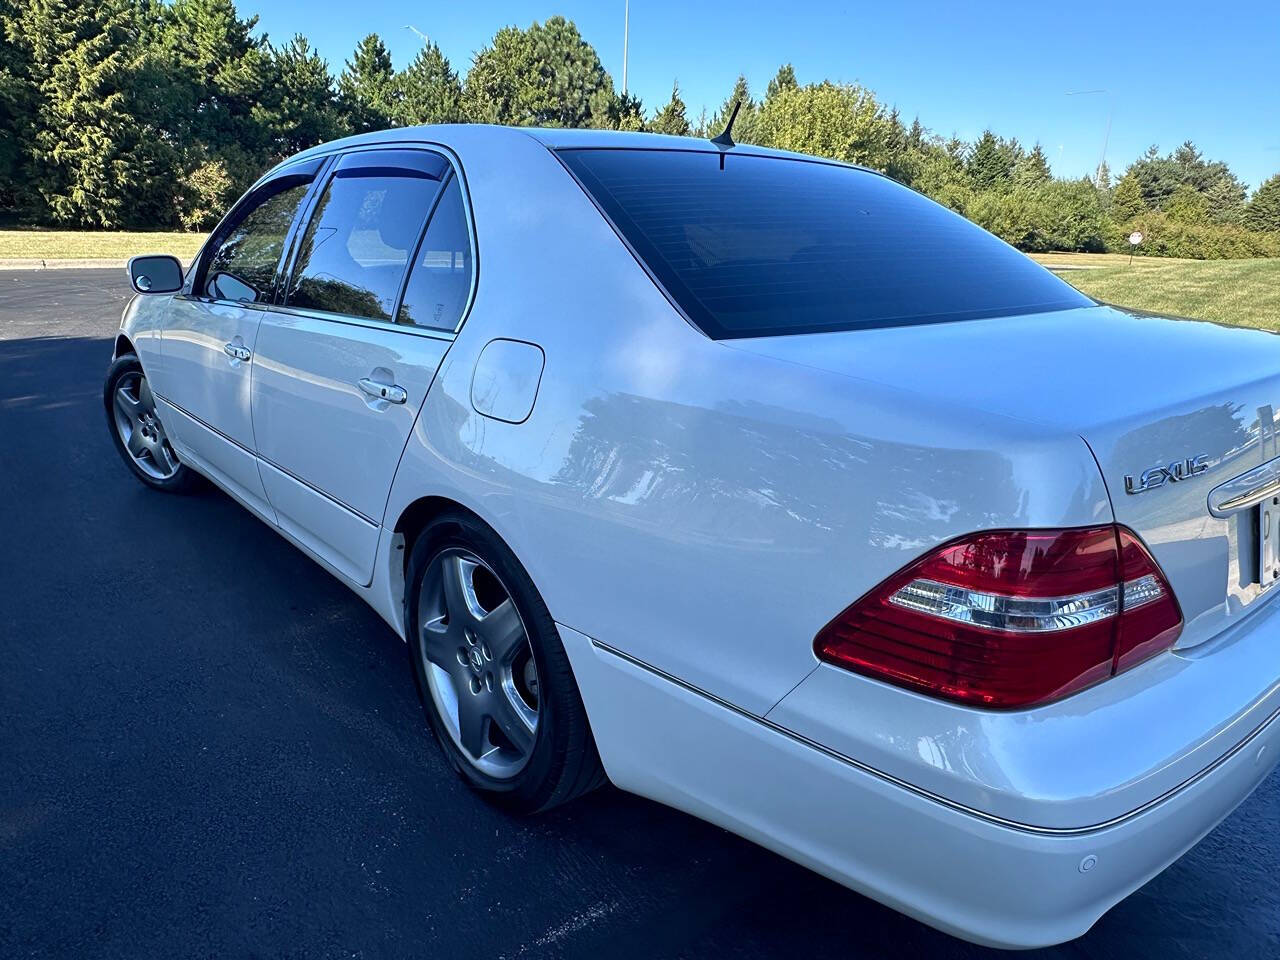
[417,548,541,778]
[405,512,606,812]
[103,353,196,492]
[111,369,180,480]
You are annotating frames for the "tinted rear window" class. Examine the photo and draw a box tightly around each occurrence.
[559,148,1092,339]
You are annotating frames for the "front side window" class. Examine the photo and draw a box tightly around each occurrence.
[397,176,473,331]
[203,180,311,303]
[285,151,448,321]
[559,148,1093,339]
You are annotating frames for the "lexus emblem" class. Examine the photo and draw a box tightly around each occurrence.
[1124,455,1209,494]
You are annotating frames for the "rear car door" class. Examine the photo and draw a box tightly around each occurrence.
[156,159,323,517]
[251,148,475,584]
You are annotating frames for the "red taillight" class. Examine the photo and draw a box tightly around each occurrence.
[814,525,1182,708]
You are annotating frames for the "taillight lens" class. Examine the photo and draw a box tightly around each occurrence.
[814,525,1181,708]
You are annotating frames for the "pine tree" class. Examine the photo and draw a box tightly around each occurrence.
[1111,171,1145,223]
[0,0,36,216]
[1012,143,1051,187]
[463,17,612,128]
[338,33,399,133]
[264,35,344,158]
[649,81,690,136]
[966,130,1012,192]
[398,41,462,125]
[764,63,797,102]
[1164,183,1210,225]
[24,0,174,227]
[1243,174,1280,232]
[156,0,275,227]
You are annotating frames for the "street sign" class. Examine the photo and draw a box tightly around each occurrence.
[1129,231,1143,246]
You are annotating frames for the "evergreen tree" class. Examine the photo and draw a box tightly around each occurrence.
[463,17,613,127]
[1111,171,1145,222]
[1095,159,1111,191]
[708,74,757,144]
[966,130,1012,192]
[1243,174,1280,233]
[155,0,276,226]
[398,40,463,125]
[649,81,690,136]
[24,0,175,227]
[1164,183,1210,225]
[263,35,344,158]
[0,0,36,216]
[338,33,399,133]
[764,63,797,102]
[1012,143,1051,187]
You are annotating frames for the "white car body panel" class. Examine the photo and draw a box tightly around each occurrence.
[114,124,1280,948]
[250,308,451,584]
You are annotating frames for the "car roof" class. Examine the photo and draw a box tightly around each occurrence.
[270,124,874,177]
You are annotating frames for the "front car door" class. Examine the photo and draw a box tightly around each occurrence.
[155,158,325,517]
[251,148,476,584]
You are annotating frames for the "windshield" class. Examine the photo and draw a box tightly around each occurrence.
[558,147,1093,340]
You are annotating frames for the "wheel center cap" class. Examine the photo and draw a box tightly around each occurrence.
[468,648,484,672]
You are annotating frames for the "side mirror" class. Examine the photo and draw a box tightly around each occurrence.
[127,255,184,295]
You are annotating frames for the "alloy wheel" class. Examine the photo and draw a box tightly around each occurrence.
[417,547,541,779]
[111,371,179,480]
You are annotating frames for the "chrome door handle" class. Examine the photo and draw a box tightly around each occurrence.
[223,342,251,362]
[358,377,407,405]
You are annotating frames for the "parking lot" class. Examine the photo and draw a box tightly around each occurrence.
[2,268,1278,959]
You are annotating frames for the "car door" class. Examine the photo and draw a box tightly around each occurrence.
[155,158,325,518]
[251,148,475,585]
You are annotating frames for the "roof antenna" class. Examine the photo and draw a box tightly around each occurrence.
[710,99,741,149]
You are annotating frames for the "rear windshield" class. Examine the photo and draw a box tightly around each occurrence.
[558,148,1092,339]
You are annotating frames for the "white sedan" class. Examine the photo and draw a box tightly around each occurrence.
[106,125,1280,948]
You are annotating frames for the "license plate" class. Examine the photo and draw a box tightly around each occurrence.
[1260,499,1280,588]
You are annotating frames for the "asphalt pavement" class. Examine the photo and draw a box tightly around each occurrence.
[1,268,1278,959]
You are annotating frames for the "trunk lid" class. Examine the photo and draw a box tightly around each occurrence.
[728,303,1280,648]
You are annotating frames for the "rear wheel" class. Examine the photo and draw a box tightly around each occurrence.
[103,354,198,493]
[405,512,605,812]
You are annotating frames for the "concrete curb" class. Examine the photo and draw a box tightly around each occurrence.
[0,258,125,271]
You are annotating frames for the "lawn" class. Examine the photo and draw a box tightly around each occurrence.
[1030,252,1280,331]
[0,230,206,261]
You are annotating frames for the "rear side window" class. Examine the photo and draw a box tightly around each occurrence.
[397,176,473,331]
[559,148,1092,339]
[285,150,449,321]
[204,181,311,302]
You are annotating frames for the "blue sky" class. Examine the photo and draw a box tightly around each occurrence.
[245,0,1280,191]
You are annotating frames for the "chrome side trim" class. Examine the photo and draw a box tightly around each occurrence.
[586,637,1280,837]
[1208,455,1280,517]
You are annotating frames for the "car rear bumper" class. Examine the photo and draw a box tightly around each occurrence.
[559,622,1280,948]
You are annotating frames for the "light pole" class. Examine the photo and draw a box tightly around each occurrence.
[404,24,429,46]
[622,0,630,96]
[1066,89,1113,186]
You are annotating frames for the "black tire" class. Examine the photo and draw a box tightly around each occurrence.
[103,353,199,493]
[405,511,606,813]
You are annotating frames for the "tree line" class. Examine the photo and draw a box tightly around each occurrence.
[2,0,1278,258]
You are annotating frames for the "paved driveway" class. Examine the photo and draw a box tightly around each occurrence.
[1,269,1278,959]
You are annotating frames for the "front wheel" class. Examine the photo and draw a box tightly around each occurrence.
[405,512,606,813]
[103,354,198,493]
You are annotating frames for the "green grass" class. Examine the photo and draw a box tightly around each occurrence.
[0,230,206,260]
[1030,252,1280,330]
